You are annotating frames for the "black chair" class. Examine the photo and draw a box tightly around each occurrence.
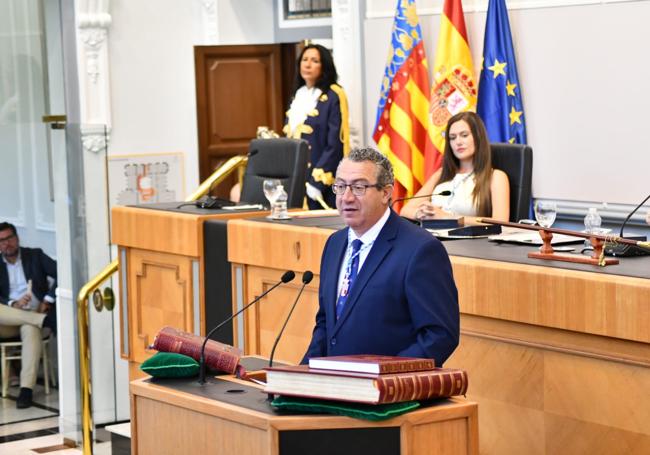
[240,138,310,208]
[491,143,533,222]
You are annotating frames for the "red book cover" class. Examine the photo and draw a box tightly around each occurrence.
[308,354,435,374]
[264,364,468,404]
[151,326,242,374]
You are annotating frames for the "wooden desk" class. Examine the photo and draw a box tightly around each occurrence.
[130,377,478,455]
[112,204,265,380]
[227,216,650,454]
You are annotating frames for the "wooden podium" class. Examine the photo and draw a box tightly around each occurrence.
[130,377,478,455]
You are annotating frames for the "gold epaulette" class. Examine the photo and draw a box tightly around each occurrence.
[330,84,350,157]
[312,168,335,186]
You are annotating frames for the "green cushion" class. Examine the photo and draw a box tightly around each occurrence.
[140,352,200,378]
[270,396,420,421]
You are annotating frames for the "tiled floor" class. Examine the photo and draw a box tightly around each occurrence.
[0,387,58,427]
[0,383,117,454]
[0,434,112,454]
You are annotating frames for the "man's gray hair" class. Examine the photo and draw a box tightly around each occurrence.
[343,147,394,187]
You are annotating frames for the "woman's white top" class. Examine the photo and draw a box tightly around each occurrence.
[287,85,322,135]
[431,172,478,216]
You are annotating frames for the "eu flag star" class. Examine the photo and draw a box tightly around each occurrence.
[509,106,523,125]
[488,59,507,78]
[506,80,517,96]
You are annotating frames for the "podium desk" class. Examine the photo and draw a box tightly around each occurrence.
[112,203,267,381]
[227,215,650,455]
[130,376,478,455]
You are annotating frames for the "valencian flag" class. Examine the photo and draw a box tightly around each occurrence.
[373,0,432,209]
[477,0,527,144]
[425,0,477,175]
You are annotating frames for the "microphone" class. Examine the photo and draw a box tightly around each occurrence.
[605,193,650,257]
[195,150,260,209]
[268,271,314,369]
[267,271,313,401]
[390,190,452,209]
[618,192,650,237]
[198,270,295,384]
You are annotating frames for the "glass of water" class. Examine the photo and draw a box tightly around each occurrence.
[263,179,281,217]
[534,201,557,228]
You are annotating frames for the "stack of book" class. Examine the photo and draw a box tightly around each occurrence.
[264,355,468,405]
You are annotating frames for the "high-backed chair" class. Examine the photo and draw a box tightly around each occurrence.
[240,138,310,208]
[491,143,533,222]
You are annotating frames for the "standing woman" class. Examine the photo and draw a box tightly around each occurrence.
[284,44,350,209]
[401,111,510,222]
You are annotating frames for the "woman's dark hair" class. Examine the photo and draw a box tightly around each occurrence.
[293,44,339,93]
[439,111,493,216]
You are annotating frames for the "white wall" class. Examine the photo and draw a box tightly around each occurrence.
[108,0,275,197]
[108,1,203,195]
[363,0,650,208]
[218,0,274,44]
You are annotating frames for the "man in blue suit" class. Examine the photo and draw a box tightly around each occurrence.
[302,148,459,365]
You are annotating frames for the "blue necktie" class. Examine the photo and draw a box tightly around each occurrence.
[336,239,362,320]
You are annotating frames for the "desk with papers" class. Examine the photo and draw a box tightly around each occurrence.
[227,214,650,455]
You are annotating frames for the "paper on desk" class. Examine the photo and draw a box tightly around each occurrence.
[221,204,264,210]
[427,229,492,239]
[488,228,583,245]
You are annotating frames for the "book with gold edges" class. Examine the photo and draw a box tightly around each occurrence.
[151,326,242,374]
[264,365,468,404]
[308,354,435,374]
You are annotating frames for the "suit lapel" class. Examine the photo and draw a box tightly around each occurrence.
[20,248,32,281]
[332,212,399,333]
[0,259,8,301]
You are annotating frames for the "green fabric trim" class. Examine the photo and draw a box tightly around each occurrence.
[271,395,420,421]
[140,352,200,378]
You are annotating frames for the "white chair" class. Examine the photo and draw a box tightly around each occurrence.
[0,334,56,397]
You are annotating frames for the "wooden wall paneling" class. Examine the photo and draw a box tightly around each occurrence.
[452,256,650,343]
[128,248,196,366]
[446,322,650,454]
[240,266,319,363]
[227,219,331,271]
[112,206,203,256]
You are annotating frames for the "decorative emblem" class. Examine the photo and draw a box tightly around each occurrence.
[429,65,477,128]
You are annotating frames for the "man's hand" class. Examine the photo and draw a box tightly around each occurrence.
[415,203,453,220]
[38,301,51,314]
[14,294,32,309]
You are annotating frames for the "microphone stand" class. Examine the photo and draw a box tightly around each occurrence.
[619,193,650,237]
[266,271,314,401]
[390,190,452,210]
[198,270,295,384]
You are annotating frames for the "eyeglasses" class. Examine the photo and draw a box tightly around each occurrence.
[0,234,16,244]
[331,182,382,196]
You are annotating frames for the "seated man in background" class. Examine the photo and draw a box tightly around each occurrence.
[302,148,459,365]
[0,222,56,409]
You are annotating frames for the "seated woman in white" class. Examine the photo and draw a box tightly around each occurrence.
[401,111,510,223]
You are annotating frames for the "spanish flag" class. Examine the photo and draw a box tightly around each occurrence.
[372,0,431,210]
[425,0,477,175]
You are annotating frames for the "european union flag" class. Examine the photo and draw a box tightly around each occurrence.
[477,0,527,144]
